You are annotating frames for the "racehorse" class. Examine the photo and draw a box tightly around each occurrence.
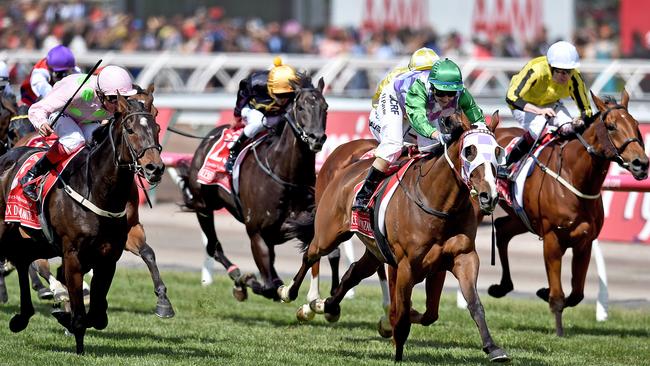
[0,95,18,156]
[0,95,164,353]
[279,112,509,362]
[178,77,328,301]
[488,90,649,336]
[0,85,175,318]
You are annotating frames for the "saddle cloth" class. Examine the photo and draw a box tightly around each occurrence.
[196,127,267,194]
[5,148,84,229]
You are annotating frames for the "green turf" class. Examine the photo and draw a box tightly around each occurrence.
[0,268,647,365]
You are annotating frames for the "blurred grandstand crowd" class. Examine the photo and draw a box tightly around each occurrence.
[2,1,650,61]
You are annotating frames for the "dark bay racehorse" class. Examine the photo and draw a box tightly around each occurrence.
[488,90,649,336]
[179,77,327,301]
[0,86,175,318]
[0,95,18,156]
[0,96,164,353]
[279,112,509,362]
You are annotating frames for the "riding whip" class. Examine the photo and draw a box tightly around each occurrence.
[49,59,103,130]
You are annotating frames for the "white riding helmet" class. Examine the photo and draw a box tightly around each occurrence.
[408,47,440,71]
[0,61,9,85]
[546,41,580,69]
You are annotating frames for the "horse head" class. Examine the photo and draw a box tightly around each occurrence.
[441,111,503,215]
[590,90,648,180]
[0,95,17,146]
[114,95,164,184]
[285,77,328,152]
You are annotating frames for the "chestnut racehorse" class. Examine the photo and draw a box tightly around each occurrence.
[488,90,649,336]
[280,112,509,362]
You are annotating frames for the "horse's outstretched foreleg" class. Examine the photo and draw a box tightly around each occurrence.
[29,260,53,299]
[453,251,509,362]
[196,210,246,299]
[326,247,341,296]
[278,248,321,303]
[540,232,567,337]
[565,239,592,308]
[488,215,526,298]
[9,261,34,332]
[125,222,175,318]
[392,259,414,362]
[314,248,381,323]
[86,261,116,332]
[61,253,86,354]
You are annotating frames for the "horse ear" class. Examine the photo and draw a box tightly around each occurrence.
[459,112,472,131]
[317,77,325,93]
[621,89,629,109]
[489,110,500,131]
[146,83,155,95]
[145,84,155,111]
[116,93,129,113]
[591,90,607,112]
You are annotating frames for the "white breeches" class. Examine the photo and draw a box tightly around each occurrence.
[511,101,573,139]
[51,114,99,154]
[242,107,282,137]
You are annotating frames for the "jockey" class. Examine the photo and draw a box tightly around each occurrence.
[20,65,137,201]
[503,40,592,172]
[0,60,16,99]
[353,57,484,212]
[225,56,299,173]
[20,45,80,107]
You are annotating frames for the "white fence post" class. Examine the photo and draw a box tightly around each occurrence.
[592,239,609,321]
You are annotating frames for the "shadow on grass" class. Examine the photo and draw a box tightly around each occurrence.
[216,309,376,330]
[511,323,650,338]
[35,343,231,359]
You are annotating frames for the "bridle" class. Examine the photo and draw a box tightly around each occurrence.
[575,104,644,168]
[282,87,326,148]
[108,110,162,181]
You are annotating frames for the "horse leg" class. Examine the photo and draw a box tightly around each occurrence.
[376,264,392,338]
[60,254,86,354]
[565,240,592,308]
[125,223,175,318]
[29,260,53,300]
[9,262,34,332]
[488,215,527,298]
[0,271,7,303]
[419,270,447,326]
[246,233,282,300]
[453,251,509,362]
[306,260,320,302]
[341,240,356,299]
[86,261,117,332]
[392,260,414,362]
[326,247,341,296]
[539,232,567,336]
[313,249,381,323]
[196,210,246,299]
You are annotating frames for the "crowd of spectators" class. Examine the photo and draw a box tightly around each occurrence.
[2,1,650,61]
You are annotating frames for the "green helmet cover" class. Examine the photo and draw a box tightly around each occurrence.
[428,58,464,91]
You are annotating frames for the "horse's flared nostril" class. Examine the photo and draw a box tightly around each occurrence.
[479,192,491,206]
[632,158,649,171]
[145,163,165,178]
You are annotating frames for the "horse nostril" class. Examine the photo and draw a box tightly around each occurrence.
[478,191,490,205]
[146,163,164,175]
[632,158,649,171]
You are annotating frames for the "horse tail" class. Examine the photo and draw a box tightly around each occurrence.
[175,159,196,212]
[284,206,315,251]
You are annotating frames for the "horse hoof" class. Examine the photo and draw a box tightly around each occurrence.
[324,311,340,323]
[155,302,176,318]
[488,348,510,362]
[565,293,583,308]
[37,287,54,300]
[377,317,392,338]
[296,304,315,322]
[309,299,325,314]
[9,315,29,332]
[51,309,74,333]
[536,288,550,302]
[278,285,291,303]
[488,284,512,298]
[53,288,69,303]
[88,312,108,330]
[233,286,248,302]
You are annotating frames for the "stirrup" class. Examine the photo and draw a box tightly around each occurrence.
[23,184,39,202]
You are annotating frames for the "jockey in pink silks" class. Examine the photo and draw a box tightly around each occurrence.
[20,65,138,201]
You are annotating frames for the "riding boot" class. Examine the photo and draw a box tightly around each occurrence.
[352,166,387,212]
[497,133,534,179]
[20,155,56,201]
[225,134,250,174]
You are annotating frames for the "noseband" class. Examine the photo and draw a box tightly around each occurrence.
[576,105,644,168]
[283,88,325,146]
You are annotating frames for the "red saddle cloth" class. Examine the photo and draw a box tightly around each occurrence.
[196,127,245,192]
[5,148,83,229]
[24,134,59,148]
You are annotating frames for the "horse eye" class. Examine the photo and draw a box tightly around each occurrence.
[606,122,617,131]
[463,145,477,162]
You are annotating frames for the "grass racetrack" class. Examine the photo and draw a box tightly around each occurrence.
[0,268,648,365]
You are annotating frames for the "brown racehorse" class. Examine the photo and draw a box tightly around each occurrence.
[0,86,175,318]
[0,96,164,353]
[488,90,649,336]
[179,77,328,301]
[279,112,509,362]
[0,95,18,156]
